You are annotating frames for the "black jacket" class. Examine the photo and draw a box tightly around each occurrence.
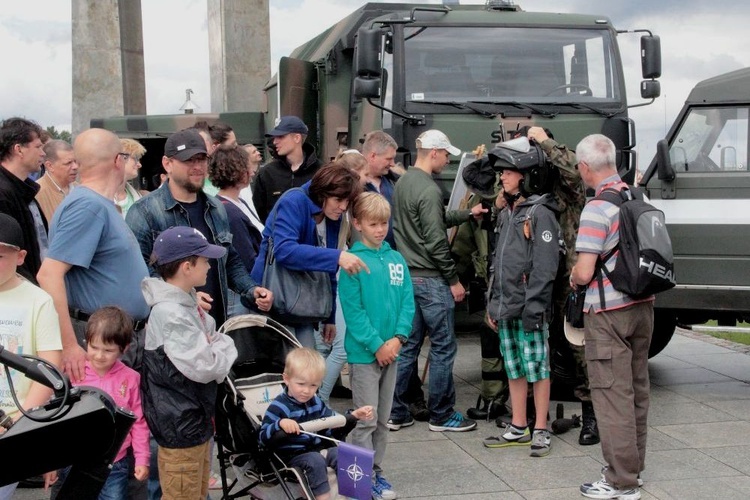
[252,142,323,223]
[0,166,46,283]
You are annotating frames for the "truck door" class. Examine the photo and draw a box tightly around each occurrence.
[648,105,750,316]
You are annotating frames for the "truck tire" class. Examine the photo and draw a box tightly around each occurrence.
[649,309,677,358]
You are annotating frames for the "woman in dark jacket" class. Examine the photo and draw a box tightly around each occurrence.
[209,145,263,317]
[251,162,366,348]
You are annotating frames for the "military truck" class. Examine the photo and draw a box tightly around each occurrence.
[642,67,750,355]
[95,1,661,196]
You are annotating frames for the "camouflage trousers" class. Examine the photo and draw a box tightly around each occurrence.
[478,324,510,402]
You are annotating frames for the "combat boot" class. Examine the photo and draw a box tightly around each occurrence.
[467,396,508,421]
[579,401,600,446]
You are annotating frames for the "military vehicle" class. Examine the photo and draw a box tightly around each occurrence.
[95,1,661,196]
[642,67,750,355]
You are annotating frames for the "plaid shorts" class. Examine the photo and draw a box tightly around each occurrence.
[497,318,550,382]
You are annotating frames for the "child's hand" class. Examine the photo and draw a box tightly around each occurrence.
[43,470,58,491]
[134,465,149,481]
[352,406,374,421]
[375,341,397,367]
[279,418,301,434]
[197,291,213,311]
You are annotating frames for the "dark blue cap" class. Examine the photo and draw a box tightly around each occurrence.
[265,116,308,137]
[153,226,226,265]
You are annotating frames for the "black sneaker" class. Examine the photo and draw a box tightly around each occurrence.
[386,415,415,431]
[409,400,430,422]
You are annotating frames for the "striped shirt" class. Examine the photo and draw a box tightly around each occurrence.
[576,174,654,313]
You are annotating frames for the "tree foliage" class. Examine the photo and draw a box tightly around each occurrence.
[45,125,72,143]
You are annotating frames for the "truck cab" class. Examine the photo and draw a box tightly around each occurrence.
[273,2,660,197]
[642,67,750,354]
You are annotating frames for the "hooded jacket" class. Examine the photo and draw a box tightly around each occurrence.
[140,277,238,448]
[339,241,415,364]
[488,193,562,332]
[252,142,323,223]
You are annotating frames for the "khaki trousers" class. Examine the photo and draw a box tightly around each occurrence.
[584,301,653,489]
[157,441,211,500]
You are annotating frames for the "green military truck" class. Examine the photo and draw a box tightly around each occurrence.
[95,1,661,194]
[642,67,750,355]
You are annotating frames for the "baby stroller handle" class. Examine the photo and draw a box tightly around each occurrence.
[299,414,348,433]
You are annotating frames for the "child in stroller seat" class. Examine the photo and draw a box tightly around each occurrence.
[259,347,373,500]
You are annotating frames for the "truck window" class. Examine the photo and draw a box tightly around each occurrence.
[670,107,749,172]
[403,26,620,103]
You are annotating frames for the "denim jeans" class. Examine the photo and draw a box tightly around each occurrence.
[226,289,252,318]
[391,276,457,424]
[314,294,347,402]
[286,323,316,349]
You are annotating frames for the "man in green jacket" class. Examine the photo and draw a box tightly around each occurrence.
[387,129,486,432]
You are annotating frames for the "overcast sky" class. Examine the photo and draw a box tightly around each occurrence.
[1,0,749,167]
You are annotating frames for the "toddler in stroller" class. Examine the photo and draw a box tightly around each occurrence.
[215,315,372,499]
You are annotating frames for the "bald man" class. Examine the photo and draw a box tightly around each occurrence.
[37,128,150,382]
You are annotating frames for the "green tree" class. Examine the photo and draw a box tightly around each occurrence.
[45,125,72,143]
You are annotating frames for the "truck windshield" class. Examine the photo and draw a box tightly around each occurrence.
[669,106,749,172]
[403,26,621,104]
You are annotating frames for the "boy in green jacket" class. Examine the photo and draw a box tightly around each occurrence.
[339,192,415,500]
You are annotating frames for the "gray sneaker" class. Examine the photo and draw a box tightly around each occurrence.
[529,429,551,457]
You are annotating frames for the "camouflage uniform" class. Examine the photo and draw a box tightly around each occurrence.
[452,192,509,412]
[537,138,590,402]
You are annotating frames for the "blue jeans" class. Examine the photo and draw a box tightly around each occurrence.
[391,277,457,424]
[314,294,347,402]
[56,457,129,500]
[227,289,252,318]
[286,323,316,349]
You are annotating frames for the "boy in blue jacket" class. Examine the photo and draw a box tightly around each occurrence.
[339,192,416,500]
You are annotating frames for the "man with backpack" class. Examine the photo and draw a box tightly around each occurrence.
[571,134,658,500]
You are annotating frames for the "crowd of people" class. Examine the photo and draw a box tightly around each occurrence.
[0,114,653,500]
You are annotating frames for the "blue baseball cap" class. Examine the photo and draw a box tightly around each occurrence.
[265,116,309,137]
[152,226,226,265]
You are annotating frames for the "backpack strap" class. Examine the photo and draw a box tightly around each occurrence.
[592,187,632,308]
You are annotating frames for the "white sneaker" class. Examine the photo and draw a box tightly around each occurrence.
[601,465,644,487]
[580,478,640,500]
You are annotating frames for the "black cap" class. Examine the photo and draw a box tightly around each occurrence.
[0,213,23,250]
[265,116,308,137]
[164,129,208,161]
[152,226,226,266]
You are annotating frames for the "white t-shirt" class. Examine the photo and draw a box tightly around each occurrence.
[0,278,62,417]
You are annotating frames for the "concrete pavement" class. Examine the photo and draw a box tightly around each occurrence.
[11,328,750,499]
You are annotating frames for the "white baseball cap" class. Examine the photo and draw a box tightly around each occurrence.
[563,321,585,347]
[416,130,461,156]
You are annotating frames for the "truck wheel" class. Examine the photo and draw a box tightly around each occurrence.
[649,310,677,358]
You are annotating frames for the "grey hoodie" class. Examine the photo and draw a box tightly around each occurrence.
[141,277,237,384]
[140,277,239,448]
[488,193,563,332]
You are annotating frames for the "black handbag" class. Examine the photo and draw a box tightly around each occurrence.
[262,192,333,325]
[565,286,587,329]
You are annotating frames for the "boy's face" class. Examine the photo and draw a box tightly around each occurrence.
[500,168,524,195]
[283,371,322,404]
[87,334,122,376]
[353,216,388,249]
[185,256,211,288]
[0,246,26,292]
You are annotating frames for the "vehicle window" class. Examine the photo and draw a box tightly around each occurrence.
[403,26,620,103]
[670,107,749,172]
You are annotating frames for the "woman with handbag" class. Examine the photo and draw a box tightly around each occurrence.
[250,162,368,349]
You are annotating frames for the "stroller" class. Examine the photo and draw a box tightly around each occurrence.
[214,314,346,499]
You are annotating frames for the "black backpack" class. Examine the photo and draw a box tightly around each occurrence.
[595,187,676,305]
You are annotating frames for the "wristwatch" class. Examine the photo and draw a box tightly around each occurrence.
[394,335,408,345]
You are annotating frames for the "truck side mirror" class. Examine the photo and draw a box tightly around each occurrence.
[656,139,676,181]
[354,27,382,99]
[641,35,661,79]
[641,79,661,99]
